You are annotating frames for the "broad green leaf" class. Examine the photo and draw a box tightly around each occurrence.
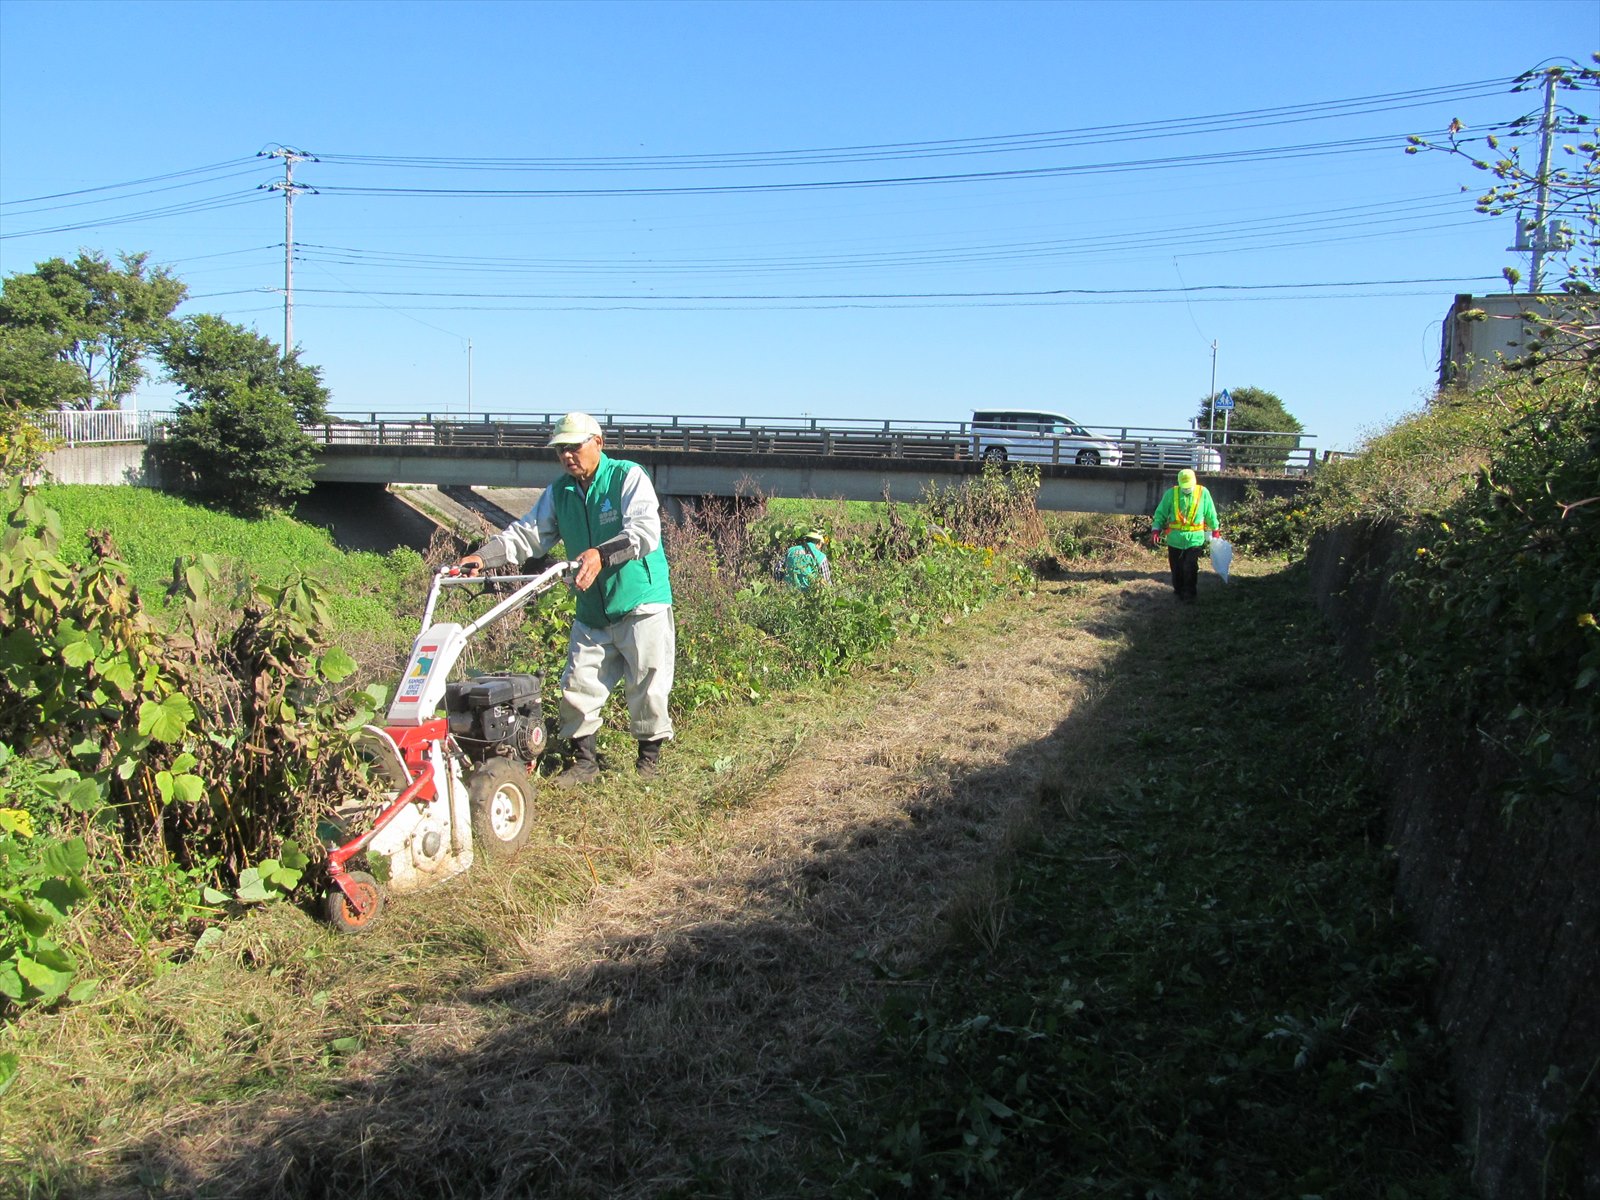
[319,647,357,682]
[39,837,88,876]
[194,927,225,955]
[58,637,94,669]
[235,867,271,904]
[16,953,74,1003]
[98,656,136,696]
[62,778,103,814]
[66,977,99,1003]
[279,839,309,872]
[172,774,206,805]
[137,694,195,743]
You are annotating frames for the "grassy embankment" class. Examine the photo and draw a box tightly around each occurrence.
[0,475,1472,1197]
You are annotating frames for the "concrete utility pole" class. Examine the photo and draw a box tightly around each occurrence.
[1208,339,1218,438]
[263,148,316,357]
[1528,71,1559,295]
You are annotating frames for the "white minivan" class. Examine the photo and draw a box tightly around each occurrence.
[971,409,1124,467]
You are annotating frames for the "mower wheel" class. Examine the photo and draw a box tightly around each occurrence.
[326,871,384,934]
[468,759,535,861]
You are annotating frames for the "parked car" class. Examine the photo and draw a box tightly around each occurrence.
[971,409,1124,467]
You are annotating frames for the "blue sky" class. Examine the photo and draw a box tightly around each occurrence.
[2,0,1595,451]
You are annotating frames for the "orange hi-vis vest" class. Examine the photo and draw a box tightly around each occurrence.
[1167,485,1209,533]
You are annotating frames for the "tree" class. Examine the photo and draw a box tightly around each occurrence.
[158,316,328,517]
[161,314,330,423]
[0,326,91,410]
[1407,58,1600,382]
[0,251,186,409]
[1195,386,1305,471]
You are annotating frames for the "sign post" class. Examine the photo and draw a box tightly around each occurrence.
[1214,389,1234,445]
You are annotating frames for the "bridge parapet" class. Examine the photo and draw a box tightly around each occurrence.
[306,411,1321,475]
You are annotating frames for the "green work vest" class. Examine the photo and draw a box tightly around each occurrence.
[550,454,672,627]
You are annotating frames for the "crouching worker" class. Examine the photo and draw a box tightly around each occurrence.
[782,528,831,590]
[458,412,674,783]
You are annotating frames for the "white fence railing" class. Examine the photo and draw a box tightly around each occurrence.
[22,409,170,445]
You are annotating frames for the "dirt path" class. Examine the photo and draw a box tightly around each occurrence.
[107,571,1181,1198]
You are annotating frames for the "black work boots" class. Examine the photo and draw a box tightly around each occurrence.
[552,734,600,788]
[636,737,666,777]
[552,734,666,786]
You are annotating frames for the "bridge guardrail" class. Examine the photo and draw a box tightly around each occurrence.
[21,408,1321,474]
[311,412,1318,473]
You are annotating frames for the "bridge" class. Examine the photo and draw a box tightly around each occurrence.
[303,413,1313,515]
[32,410,1314,516]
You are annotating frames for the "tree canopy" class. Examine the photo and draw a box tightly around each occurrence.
[1195,386,1305,471]
[162,314,330,424]
[158,316,326,517]
[0,251,186,409]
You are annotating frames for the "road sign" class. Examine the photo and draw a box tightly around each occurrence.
[1214,389,1234,411]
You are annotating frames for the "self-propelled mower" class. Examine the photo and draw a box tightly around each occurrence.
[321,559,578,933]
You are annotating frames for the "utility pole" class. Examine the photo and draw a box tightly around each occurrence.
[1527,70,1559,295]
[262,147,316,357]
[467,338,474,419]
[1208,339,1218,439]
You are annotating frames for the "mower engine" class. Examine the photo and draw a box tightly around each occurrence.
[444,672,547,764]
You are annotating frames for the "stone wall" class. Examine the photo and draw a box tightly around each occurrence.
[1306,523,1599,1199]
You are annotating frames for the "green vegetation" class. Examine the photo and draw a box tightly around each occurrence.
[158,314,331,516]
[819,565,1468,1198]
[1221,369,1599,810]
[1196,384,1305,471]
[0,250,186,409]
[36,482,424,642]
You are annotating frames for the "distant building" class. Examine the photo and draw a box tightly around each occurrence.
[1439,292,1593,389]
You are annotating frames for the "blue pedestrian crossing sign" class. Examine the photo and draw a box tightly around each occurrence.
[1214,389,1234,410]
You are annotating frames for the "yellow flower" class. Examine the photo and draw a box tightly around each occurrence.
[1579,612,1597,629]
[1415,547,1429,557]
[0,808,34,839]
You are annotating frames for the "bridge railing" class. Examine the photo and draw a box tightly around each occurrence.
[22,408,170,445]
[310,411,1320,473]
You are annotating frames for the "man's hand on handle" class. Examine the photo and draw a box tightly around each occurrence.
[456,553,485,578]
[571,547,602,591]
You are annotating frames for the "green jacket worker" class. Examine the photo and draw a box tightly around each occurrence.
[1150,468,1221,604]
[783,529,831,590]
[459,412,674,782]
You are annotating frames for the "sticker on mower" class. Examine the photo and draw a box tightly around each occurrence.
[396,646,440,702]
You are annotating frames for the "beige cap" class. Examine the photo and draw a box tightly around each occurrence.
[547,412,602,447]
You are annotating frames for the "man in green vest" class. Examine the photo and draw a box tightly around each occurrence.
[1149,467,1221,604]
[782,528,831,590]
[459,412,674,783]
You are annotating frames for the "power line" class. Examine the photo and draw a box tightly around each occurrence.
[313,77,1515,172]
[0,157,263,207]
[282,274,1502,303]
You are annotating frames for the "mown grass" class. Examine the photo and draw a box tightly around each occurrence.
[807,564,1472,1198]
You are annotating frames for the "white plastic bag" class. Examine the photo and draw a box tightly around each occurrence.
[1210,537,1233,583]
